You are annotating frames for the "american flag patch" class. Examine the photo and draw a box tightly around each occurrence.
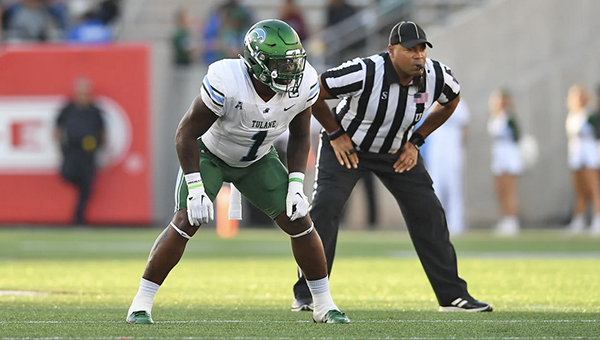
[413,92,428,103]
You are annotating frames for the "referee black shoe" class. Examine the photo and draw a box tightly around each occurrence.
[291,297,314,311]
[438,298,493,312]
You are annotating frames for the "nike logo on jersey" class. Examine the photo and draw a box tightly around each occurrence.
[251,120,277,129]
[284,104,296,111]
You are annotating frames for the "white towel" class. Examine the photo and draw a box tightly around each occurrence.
[228,184,242,220]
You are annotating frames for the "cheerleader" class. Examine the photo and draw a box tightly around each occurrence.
[488,90,523,237]
[565,85,600,236]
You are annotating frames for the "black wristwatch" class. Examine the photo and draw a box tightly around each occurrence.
[408,132,425,151]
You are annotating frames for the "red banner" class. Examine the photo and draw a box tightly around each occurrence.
[0,44,152,225]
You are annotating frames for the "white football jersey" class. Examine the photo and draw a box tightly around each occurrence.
[199,58,319,167]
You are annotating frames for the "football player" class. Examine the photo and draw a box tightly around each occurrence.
[126,19,349,324]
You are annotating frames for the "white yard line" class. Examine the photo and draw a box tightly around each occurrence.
[0,319,598,325]
[0,290,50,296]
[2,336,600,340]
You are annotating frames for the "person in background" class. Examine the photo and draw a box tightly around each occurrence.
[201,0,253,65]
[278,0,307,41]
[487,90,522,237]
[46,0,69,34]
[425,100,470,236]
[0,1,6,40]
[2,0,57,42]
[324,0,358,64]
[172,9,197,67]
[66,10,113,43]
[565,84,600,236]
[326,0,356,28]
[55,78,106,225]
[93,0,120,25]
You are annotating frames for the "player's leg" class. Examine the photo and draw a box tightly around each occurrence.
[567,170,586,234]
[495,173,519,236]
[377,154,492,312]
[495,174,510,217]
[232,147,349,323]
[126,210,194,324]
[276,215,349,323]
[127,156,223,324]
[584,168,600,235]
[74,170,93,225]
[291,133,362,309]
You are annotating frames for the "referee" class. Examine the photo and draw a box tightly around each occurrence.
[291,21,492,312]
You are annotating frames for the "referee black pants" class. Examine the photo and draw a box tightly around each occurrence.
[293,132,472,306]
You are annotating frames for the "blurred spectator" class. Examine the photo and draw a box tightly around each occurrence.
[93,0,120,25]
[66,10,112,43]
[201,0,253,65]
[1,0,19,39]
[278,0,307,41]
[1,1,20,27]
[565,84,600,236]
[46,0,69,32]
[327,0,356,27]
[172,9,197,67]
[325,0,360,64]
[487,90,522,237]
[3,0,58,42]
[54,78,106,225]
[425,100,470,237]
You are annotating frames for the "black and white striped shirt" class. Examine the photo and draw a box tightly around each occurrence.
[320,52,460,153]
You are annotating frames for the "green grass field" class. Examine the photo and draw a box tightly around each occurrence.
[0,227,599,339]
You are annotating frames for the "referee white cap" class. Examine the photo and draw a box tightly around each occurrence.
[389,21,433,49]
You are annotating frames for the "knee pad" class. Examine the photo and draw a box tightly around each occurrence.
[289,222,314,239]
[170,222,192,240]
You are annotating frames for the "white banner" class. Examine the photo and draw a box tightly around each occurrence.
[0,95,131,174]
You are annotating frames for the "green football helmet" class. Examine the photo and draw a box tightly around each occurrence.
[242,19,306,93]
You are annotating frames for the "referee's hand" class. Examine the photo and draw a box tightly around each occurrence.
[393,142,419,173]
[330,134,359,169]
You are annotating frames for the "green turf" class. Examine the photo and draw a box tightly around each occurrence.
[0,227,599,339]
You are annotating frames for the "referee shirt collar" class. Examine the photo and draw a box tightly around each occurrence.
[383,52,421,87]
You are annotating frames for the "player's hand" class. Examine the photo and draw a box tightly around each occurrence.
[286,172,309,221]
[185,172,214,226]
[392,142,419,173]
[330,133,359,169]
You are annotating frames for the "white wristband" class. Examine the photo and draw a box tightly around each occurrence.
[289,172,305,184]
[184,172,202,188]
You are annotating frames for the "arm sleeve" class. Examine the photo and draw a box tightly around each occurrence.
[435,61,460,104]
[304,64,320,109]
[200,64,226,117]
[319,58,365,99]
